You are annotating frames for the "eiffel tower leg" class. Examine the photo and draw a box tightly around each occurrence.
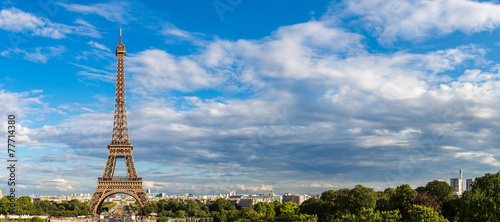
[88,185,105,215]
[103,155,116,178]
[125,155,138,177]
[135,189,150,206]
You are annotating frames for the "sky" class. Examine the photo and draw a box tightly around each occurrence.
[2,0,500,196]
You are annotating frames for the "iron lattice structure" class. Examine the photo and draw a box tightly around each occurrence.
[88,29,150,215]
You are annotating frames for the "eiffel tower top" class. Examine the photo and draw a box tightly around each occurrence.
[116,27,126,56]
[110,27,130,146]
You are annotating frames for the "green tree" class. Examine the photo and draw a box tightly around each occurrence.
[239,207,259,221]
[458,171,500,221]
[409,204,448,222]
[157,217,169,222]
[425,180,454,203]
[412,191,441,213]
[210,198,232,212]
[272,200,282,217]
[441,196,460,222]
[376,188,395,212]
[421,180,459,221]
[175,210,186,218]
[415,186,426,194]
[380,209,402,221]
[253,202,275,220]
[320,189,339,203]
[227,209,240,221]
[186,199,199,216]
[0,197,12,215]
[275,213,318,222]
[320,185,377,219]
[348,185,377,214]
[213,209,227,222]
[335,208,401,222]
[459,190,499,222]
[299,198,325,220]
[30,217,45,222]
[149,201,159,213]
[390,184,417,220]
[17,196,33,214]
[279,202,299,217]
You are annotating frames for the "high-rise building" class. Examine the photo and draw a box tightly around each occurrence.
[450,170,463,195]
[466,178,475,191]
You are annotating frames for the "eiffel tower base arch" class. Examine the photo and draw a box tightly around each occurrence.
[88,177,150,215]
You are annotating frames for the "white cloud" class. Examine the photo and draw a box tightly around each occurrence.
[0,8,100,39]
[1,45,66,63]
[74,18,95,28]
[158,22,208,46]
[70,63,115,82]
[192,23,482,101]
[143,181,171,191]
[301,183,337,188]
[440,146,462,151]
[340,0,500,43]
[455,151,500,167]
[59,2,130,23]
[161,22,192,38]
[128,49,223,92]
[356,128,421,148]
[87,41,110,52]
[458,69,500,83]
[124,21,366,94]
[0,90,45,115]
[48,179,79,191]
[234,184,274,192]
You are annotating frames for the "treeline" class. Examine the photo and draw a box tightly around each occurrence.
[0,197,92,217]
[301,183,449,221]
[141,170,500,221]
[0,217,45,222]
[136,198,317,222]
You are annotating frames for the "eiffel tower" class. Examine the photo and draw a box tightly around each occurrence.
[88,28,150,215]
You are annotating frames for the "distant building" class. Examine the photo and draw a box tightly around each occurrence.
[238,199,256,207]
[229,190,237,196]
[283,193,306,205]
[147,193,158,198]
[450,178,462,195]
[146,189,151,193]
[235,193,282,207]
[466,178,475,191]
[450,170,463,196]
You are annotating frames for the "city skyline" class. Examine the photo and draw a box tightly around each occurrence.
[3,0,500,196]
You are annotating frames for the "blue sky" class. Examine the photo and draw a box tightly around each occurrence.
[2,0,500,196]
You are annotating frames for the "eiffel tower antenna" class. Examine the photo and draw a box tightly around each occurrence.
[88,28,150,215]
